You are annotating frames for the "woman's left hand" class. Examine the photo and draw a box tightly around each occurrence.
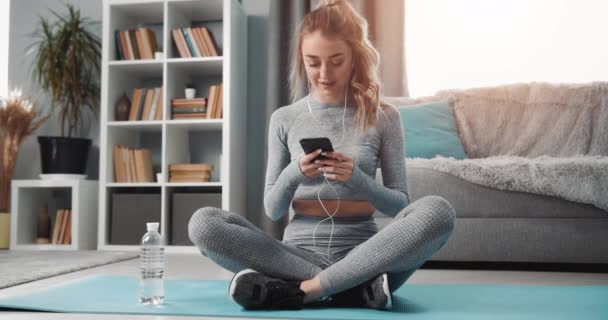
[314,151,354,182]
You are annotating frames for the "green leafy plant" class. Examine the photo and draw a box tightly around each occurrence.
[28,3,101,137]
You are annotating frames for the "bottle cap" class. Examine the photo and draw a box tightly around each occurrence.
[146,222,159,231]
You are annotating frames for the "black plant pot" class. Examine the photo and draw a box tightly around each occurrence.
[38,136,91,174]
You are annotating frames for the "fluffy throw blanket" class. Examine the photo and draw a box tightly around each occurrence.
[408,155,608,211]
[433,82,608,158]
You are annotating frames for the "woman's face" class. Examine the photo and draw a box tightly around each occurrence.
[301,30,353,105]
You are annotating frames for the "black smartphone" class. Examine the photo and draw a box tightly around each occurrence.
[299,137,334,161]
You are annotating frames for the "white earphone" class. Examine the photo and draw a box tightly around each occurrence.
[306,80,349,265]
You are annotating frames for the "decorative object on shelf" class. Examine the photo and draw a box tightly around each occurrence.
[35,204,51,244]
[184,86,196,99]
[114,93,131,121]
[0,89,50,214]
[28,3,101,176]
[154,51,163,60]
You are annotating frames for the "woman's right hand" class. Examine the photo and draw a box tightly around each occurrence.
[299,149,324,179]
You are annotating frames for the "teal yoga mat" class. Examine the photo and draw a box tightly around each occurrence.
[0,275,607,319]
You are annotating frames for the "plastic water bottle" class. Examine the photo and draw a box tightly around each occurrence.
[140,222,165,305]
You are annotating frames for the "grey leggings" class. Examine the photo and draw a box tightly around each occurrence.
[188,195,455,296]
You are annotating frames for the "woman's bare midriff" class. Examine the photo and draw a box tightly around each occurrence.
[292,199,375,217]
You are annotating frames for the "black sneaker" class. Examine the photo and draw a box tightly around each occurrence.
[331,273,392,310]
[229,269,305,310]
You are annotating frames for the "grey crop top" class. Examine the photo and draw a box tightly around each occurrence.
[263,95,409,221]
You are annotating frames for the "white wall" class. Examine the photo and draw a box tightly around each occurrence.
[0,0,10,97]
[9,0,102,180]
[406,0,608,97]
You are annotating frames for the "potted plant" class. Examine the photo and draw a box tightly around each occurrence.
[28,3,101,176]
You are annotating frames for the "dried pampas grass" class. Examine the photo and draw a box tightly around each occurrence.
[0,89,50,212]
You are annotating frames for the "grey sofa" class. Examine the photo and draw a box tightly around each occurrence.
[374,87,608,265]
[374,167,608,264]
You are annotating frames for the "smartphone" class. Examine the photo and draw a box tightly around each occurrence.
[299,137,334,161]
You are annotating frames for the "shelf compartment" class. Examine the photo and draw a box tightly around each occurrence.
[109,1,164,62]
[10,180,98,250]
[107,187,161,245]
[105,126,162,183]
[107,63,163,122]
[166,185,222,246]
[165,60,222,122]
[13,187,70,246]
[164,126,222,183]
[166,0,224,59]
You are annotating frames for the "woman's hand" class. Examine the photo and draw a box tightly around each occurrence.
[315,151,354,182]
[298,149,325,179]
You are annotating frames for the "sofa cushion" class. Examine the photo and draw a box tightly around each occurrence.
[396,100,467,160]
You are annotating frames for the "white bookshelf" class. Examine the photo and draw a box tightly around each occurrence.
[99,0,247,252]
[10,180,99,250]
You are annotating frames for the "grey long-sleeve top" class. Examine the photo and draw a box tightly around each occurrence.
[263,95,409,221]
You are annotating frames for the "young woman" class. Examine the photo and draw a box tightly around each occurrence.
[188,0,455,310]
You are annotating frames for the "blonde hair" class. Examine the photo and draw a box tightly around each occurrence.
[289,0,387,133]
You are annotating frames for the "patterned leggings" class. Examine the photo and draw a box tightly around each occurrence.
[188,195,455,295]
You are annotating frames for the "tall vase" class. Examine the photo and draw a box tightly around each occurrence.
[0,135,21,213]
[0,212,9,249]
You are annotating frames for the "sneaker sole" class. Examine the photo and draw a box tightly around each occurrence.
[382,273,392,310]
[228,268,258,305]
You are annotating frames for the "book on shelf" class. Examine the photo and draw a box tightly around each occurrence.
[183,28,201,57]
[127,87,163,121]
[172,28,191,58]
[200,27,221,56]
[59,209,70,244]
[192,27,211,56]
[172,107,206,114]
[114,27,158,60]
[172,113,206,120]
[172,27,221,58]
[113,145,154,183]
[169,177,211,183]
[50,209,72,244]
[169,163,213,172]
[62,210,72,244]
[172,97,207,107]
[51,209,64,244]
[170,172,211,180]
[169,163,212,182]
[205,84,223,119]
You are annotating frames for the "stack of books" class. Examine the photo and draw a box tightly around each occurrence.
[128,87,163,121]
[172,26,220,58]
[114,27,158,60]
[113,145,154,183]
[169,163,213,182]
[51,209,72,245]
[171,98,207,119]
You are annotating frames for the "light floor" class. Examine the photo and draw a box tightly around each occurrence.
[1,254,608,320]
